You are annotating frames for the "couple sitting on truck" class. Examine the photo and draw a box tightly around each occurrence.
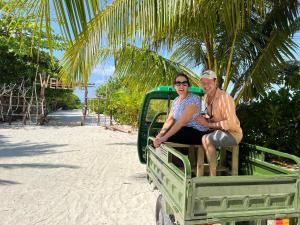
[154,71,243,176]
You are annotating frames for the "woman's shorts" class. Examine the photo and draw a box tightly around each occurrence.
[167,126,209,145]
[204,130,237,147]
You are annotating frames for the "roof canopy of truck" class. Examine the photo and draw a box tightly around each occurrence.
[148,85,205,96]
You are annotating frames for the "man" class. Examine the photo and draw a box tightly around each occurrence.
[196,70,243,176]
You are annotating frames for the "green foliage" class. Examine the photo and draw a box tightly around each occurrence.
[53,0,298,102]
[0,10,79,112]
[0,10,61,84]
[46,89,81,111]
[0,40,57,85]
[237,65,300,155]
[107,88,143,127]
[96,77,145,127]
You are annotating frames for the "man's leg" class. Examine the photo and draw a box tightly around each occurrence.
[202,135,217,176]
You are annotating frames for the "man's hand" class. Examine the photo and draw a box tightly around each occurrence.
[195,115,209,127]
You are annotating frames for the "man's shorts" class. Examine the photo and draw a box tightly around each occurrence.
[205,130,237,147]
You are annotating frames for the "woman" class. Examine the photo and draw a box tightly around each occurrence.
[196,70,243,176]
[154,73,208,148]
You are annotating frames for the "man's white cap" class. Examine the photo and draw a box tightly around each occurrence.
[200,70,217,79]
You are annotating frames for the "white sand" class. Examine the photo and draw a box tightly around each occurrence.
[0,114,158,225]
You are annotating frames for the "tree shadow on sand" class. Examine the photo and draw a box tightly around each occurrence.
[0,163,80,169]
[0,179,20,185]
[127,173,148,184]
[0,134,75,158]
[106,142,137,146]
[0,134,80,186]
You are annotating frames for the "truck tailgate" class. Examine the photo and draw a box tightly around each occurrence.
[187,175,300,222]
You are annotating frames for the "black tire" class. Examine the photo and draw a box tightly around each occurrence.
[155,194,176,225]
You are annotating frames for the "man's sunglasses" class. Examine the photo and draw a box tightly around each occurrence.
[174,81,189,87]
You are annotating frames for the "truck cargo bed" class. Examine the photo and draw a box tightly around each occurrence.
[147,142,300,225]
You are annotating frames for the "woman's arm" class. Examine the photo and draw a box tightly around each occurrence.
[156,110,174,138]
[154,104,198,147]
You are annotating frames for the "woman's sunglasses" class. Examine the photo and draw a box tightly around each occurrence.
[174,81,189,87]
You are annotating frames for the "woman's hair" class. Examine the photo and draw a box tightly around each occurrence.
[173,73,190,86]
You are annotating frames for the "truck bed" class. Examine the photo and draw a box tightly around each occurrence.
[146,142,300,225]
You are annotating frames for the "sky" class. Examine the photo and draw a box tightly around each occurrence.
[77,62,115,99]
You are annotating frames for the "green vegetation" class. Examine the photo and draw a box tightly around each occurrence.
[46,89,81,111]
[238,62,300,155]
[0,8,80,112]
[95,77,145,127]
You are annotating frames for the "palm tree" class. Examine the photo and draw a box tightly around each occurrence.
[2,0,299,102]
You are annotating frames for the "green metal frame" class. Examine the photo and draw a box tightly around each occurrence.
[146,141,300,225]
[245,143,300,175]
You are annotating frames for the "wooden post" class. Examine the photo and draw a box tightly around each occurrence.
[97,96,100,125]
[8,89,13,125]
[110,109,113,126]
[38,73,49,125]
[81,85,88,126]
[196,146,205,176]
[188,146,196,167]
[220,147,227,168]
[22,97,27,125]
[231,146,239,176]
[84,85,88,118]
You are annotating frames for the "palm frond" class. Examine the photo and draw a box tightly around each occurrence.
[59,47,114,83]
[114,45,199,91]
[232,32,297,102]
[56,0,268,80]
[231,0,299,101]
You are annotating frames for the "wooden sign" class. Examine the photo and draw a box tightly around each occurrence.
[48,78,95,89]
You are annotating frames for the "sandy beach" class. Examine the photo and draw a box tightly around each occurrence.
[0,110,158,225]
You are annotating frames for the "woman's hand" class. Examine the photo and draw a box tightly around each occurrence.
[196,115,209,127]
[154,137,162,148]
[153,136,168,148]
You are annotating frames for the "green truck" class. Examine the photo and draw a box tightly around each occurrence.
[137,86,300,225]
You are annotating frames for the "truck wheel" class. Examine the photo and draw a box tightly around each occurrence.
[156,194,176,225]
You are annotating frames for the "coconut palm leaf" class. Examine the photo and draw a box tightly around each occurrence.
[170,0,299,100]
[231,2,300,102]
[59,47,114,83]
[1,0,104,59]
[114,45,199,91]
